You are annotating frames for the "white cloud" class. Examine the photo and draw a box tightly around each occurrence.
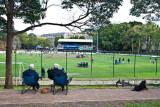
[110,0,146,23]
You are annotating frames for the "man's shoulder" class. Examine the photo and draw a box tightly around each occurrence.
[24,69,36,73]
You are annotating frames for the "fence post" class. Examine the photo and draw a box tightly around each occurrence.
[113,53,114,78]
[134,52,136,78]
[66,51,67,73]
[156,52,158,77]
[90,51,92,78]
[41,49,42,77]
[15,48,17,85]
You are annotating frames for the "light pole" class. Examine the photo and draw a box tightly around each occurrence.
[132,38,133,54]
[93,27,99,53]
[97,32,98,53]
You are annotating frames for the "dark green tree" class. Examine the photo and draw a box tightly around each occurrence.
[69,36,78,39]
[0,0,123,89]
[79,36,85,39]
[125,25,143,52]
[20,33,29,49]
[99,23,131,51]
[28,33,38,49]
[44,39,52,48]
[54,36,64,47]
[129,21,142,27]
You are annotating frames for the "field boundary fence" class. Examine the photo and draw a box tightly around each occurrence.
[0,50,159,86]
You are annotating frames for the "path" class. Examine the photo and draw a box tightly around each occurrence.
[0,88,160,106]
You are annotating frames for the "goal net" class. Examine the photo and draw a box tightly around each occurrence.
[0,62,25,79]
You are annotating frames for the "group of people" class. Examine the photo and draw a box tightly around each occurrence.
[23,63,71,91]
[115,58,130,65]
[150,57,157,64]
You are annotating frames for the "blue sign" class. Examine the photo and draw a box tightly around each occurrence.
[64,45,79,48]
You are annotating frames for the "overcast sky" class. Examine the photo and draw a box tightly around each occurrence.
[14,0,150,36]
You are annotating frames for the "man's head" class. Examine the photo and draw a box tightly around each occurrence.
[29,64,34,70]
[53,64,59,69]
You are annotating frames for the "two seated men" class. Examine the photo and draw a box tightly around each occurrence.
[23,63,72,91]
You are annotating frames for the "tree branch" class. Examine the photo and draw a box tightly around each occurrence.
[0,6,6,14]
[12,0,33,16]
[23,8,47,12]
[3,0,10,13]
[14,7,90,36]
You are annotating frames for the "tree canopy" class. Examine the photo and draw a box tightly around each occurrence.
[130,0,160,20]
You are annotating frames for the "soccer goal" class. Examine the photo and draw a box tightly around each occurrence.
[0,62,25,79]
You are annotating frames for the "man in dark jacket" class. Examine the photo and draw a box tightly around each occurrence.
[23,64,40,89]
[51,64,72,91]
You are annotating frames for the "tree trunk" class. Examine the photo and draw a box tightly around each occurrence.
[4,15,14,89]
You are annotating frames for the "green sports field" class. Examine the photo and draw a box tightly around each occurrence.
[0,52,159,79]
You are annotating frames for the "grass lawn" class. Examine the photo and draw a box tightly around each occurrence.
[125,100,160,107]
[0,52,159,79]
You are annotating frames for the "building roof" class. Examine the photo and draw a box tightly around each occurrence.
[58,39,93,43]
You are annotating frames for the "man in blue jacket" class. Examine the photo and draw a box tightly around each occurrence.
[23,64,40,89]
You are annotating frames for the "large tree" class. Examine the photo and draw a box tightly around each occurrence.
[0,0,123,89]
[99,23,131,51]
[130,1,160,52]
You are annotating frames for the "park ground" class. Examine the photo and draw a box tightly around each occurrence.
[0,88,160,107]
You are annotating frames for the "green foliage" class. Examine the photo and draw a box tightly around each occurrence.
[97,22,160,52]
[44,39,52,48]
[20,33,29,49]
[69,36,85,39]
[129,21,142,27]
[28,33,38,49]
[125,22,160,52]
[14,0,46,24]
[38,37,52,48]
[79,36,85,39]
[54,36,64,47]
[38,37,45,47]
[130,0,160,20]
[69,36,79,39]
[99,23,131,51]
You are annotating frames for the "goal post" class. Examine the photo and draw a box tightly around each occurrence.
[0,62,25,79]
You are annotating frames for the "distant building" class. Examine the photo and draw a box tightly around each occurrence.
[12,37,21,49]
[40,32,92,47]
[0,36,21,50]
